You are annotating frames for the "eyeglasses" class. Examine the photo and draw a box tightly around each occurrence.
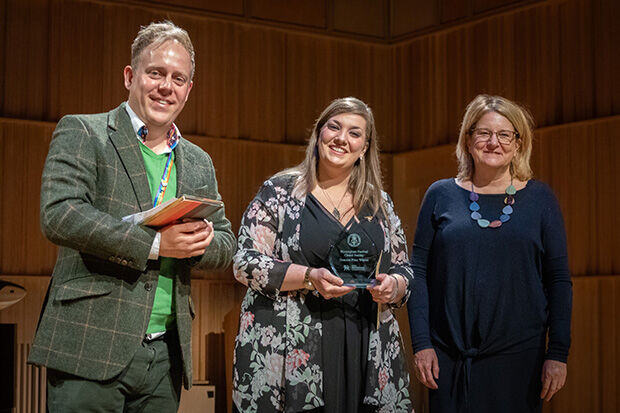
[470,128,519,145]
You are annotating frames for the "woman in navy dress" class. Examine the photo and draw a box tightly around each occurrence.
[408,94,572,412]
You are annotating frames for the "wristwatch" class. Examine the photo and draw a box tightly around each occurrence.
[304,267,314,290]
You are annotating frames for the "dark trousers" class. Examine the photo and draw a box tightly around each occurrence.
[47,332,182,413]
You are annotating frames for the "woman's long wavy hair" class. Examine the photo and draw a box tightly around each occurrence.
[278,97,386,217]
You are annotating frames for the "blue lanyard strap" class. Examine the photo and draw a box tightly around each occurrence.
[153,152,174,207]
[138,125,179,207]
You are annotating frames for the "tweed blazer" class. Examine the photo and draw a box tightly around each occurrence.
[28,103,235,388]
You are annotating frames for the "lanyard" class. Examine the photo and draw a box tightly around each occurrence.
[138,125,178,207]
[153,152,174,207]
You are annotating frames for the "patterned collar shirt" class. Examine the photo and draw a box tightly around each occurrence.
[125,102,181,153]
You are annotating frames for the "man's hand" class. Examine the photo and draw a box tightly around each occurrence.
[413,348,440,389]
[159,220,214,258]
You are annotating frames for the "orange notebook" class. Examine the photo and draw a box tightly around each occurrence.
[122,195,223,228]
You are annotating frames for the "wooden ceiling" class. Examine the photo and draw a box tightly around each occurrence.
[120,0,544,43]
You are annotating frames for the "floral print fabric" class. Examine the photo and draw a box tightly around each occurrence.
[232,174,414,412]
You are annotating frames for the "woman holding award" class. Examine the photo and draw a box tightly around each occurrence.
[408,95,572,412]
[232,97,414,412]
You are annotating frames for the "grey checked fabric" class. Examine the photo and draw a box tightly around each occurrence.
[28,103,235,389]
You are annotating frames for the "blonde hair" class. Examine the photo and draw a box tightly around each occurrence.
[456,94,534,181]
[131,21,195,79]
[277,97,386,216]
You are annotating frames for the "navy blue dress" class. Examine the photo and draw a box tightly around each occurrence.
[408,179,572,413]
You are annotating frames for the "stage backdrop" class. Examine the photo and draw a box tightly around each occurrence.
[0,0,618,412]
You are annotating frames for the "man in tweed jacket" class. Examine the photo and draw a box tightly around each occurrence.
[28,21,235,412]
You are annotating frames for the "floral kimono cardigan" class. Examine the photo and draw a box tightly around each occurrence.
[232,173,414,413]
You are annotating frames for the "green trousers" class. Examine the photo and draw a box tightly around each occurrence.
[46,332,182,413]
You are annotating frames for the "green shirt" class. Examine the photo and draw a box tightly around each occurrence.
[140,145,177,334]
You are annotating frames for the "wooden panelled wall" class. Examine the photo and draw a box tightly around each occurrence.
[1,0,618,152]
[15,0,558,43]
[0,0,618,412]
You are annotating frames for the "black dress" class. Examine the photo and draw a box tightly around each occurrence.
[232,174,413,412]
[299,194,383,413]
[408,179,572,413]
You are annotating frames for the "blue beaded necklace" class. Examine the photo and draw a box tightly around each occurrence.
[469,181,516,228]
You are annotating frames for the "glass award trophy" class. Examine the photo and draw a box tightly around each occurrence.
[327,221,381,288]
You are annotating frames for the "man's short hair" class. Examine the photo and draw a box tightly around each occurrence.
[131,20,195,79]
